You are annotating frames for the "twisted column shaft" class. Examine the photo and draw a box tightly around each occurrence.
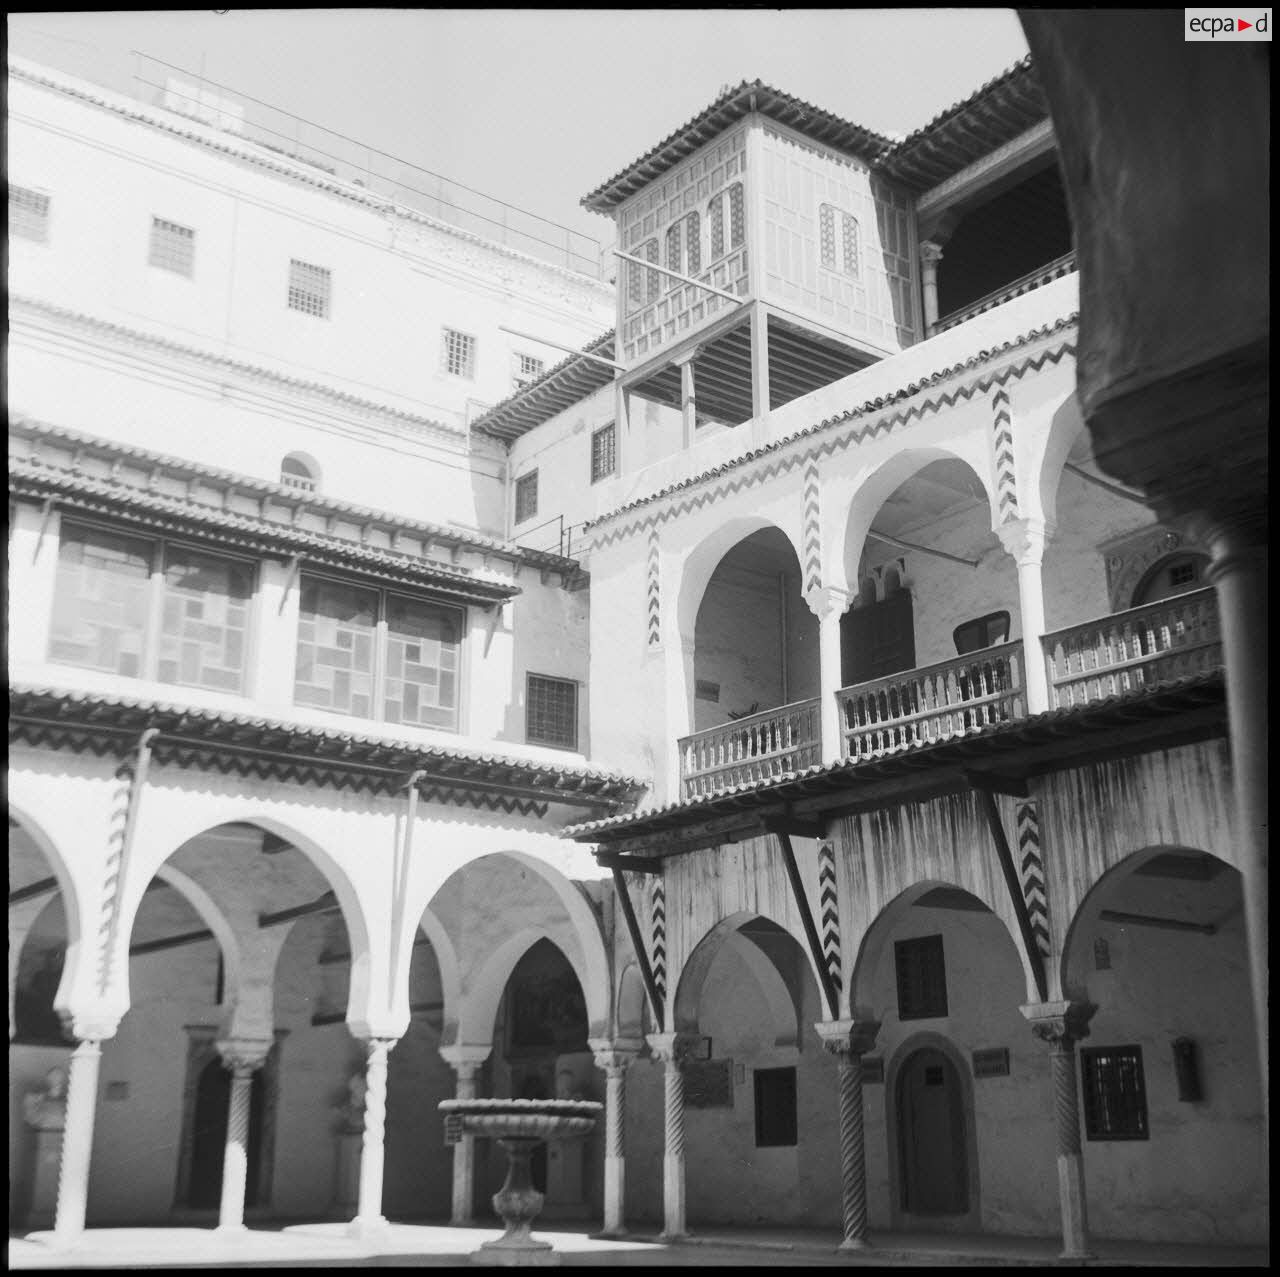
[1051,1046,1082,1156]
[661,1053,686,1237]
[836,1050,869,1247]
[217,1066,256,1230]
[53,1039,102,1242]
[605,1067,626,1161]
[450,1061,480,1225]
[352,1038,393,1232]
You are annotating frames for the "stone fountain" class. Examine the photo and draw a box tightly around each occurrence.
[439,1097,602,1266]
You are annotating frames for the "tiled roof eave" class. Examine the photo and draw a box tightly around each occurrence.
[565,674,1227,843]
[9,684,647,812]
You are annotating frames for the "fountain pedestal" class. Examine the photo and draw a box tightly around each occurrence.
[439,1099,602,1268]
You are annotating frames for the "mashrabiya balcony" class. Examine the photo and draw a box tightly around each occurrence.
[678,587,1222,799]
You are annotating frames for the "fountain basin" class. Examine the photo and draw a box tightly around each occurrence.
[439,1099,602,1267]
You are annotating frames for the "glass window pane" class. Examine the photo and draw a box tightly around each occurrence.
[384,595,462,731]
[158,546,252,694]
[295,577,378,716]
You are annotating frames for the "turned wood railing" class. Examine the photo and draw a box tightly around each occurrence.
[837,642,1026,761]
[1043,588,1222,709]
[934,252,1077,333]
[680,697,822,799]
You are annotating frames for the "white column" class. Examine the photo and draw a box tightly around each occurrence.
[998,517,1053,714]
[675,353,697,450]
[52,1036,104,1244]
[590,1040,640,1237]
[253,557,301,713]
[6,500,60,669]
[440,1044,491,1226]
[646,1033,690,1240]
[614,380,631,478]
[1022,1001,1096,1259]
[750,302,771,441]
[215,1038,271,1231]
[920,241,944,335]
[348,1036,396,1237]
[807,586,852,764]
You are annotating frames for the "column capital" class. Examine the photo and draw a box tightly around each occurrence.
[589,1037,642,1074]
[1021,1000,1097,1049]
[919,239,945,265]
[815,1018,881,1057]
[997,516,1055,566]
[805,584,853,622]
[216,1036,273,1073]
[645,1032,698,1065]
[63,1015,119,1044]
[439,1042,492,1074]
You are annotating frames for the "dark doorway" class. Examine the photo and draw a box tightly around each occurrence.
[841,590,916,686]
[897,1047,968,1215]
[187,1058,265,1209]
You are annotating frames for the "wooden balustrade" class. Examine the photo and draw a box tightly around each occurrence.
[837,643,1026,762]
[1043,587,1222,709]
[679,697,822,800]
[934,252,1077,332]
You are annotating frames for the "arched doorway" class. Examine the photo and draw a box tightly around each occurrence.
[187,1056,266,1209]
[896,1045,968,1216]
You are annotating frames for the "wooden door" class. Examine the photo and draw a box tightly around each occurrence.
[897,1047,968,1215]
[841,591,916,687]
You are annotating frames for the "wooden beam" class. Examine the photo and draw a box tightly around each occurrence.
[612,250,746,304]
[258,891,339,929]
[496,325,624,371]
[611,866,665,1033]
[9,876,57,906]
[130,927,215,957]
[1099,909,1216,935]
[964,769,1031,798]
[763,814,828,841]
[773,830,841,1020]
[971,783,1048,1002]
[595,852,664,875]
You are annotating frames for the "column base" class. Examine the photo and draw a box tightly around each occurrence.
[657,1231,687,1244]
[347,1213,390,1239]
[473,1237,558,1266]
[838,1236,872,1251]
[215,1223,249,1235]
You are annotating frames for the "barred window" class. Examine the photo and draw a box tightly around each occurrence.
[727,183,745,249]
[10,186,50,243]
[50,522,252,693]
[148,217,196,277]
[526,673,578,750]
[1081,1046,1149,1141]
[442,327,476,379]
[709,192,725,260]
[513,352,544,391]
[895,935,948,1019]
[819,204,860,278]
[515,471,538,524]
[684,211,701,276]
[287,259,331,318]
[644,238,661,302]
[591,422,617,482]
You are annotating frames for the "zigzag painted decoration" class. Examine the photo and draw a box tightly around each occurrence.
[802,460,823,595]
[992,386,1019,523]
[583,340,1075,551]
[1017,800,1051,957]
[650,875,668,1003]
[646,528,661,646]
[817,840,842,993]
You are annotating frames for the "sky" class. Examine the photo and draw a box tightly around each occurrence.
[8,9,1031,257]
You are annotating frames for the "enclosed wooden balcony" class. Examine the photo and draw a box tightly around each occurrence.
[677,589,1222,798]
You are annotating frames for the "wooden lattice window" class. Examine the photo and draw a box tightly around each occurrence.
[590,422,617,483]
[727,183,745,249]
[754,1067,798,1147]
[526,673,578,750]
[515,471,539,524]
[819,204,859,277]
[149,217,196,277]
[287,259,331,318]
[709,192,725,260]
[684,211,701,275]
[665,219,682,289]
[1081,1046,1149,1141]
[895,935,948,1020]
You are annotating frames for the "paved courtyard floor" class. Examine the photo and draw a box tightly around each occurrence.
[7,1220,1269,1268]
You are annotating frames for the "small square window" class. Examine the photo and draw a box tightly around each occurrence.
[515,471,538,525]
[513,352,544,391]
[526,673,578,750]
[287,259,331,318]
[1081,1046,1149,1140]
[895,935,948,1020]
[10,186,51,243]
[753,1067,798,1147]
[442,328,477,379]
[149,217,196,277]
[590,423,617,483]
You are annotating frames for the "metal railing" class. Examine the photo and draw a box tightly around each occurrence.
[1043,588,1222,709]
[934,252,1077,333]
[680,697,822,799]
[837,643,1027,762]
[131,52,603,278]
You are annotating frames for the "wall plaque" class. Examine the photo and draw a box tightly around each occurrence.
[972,1047,1011,1078]
[684,1058,733,1109]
